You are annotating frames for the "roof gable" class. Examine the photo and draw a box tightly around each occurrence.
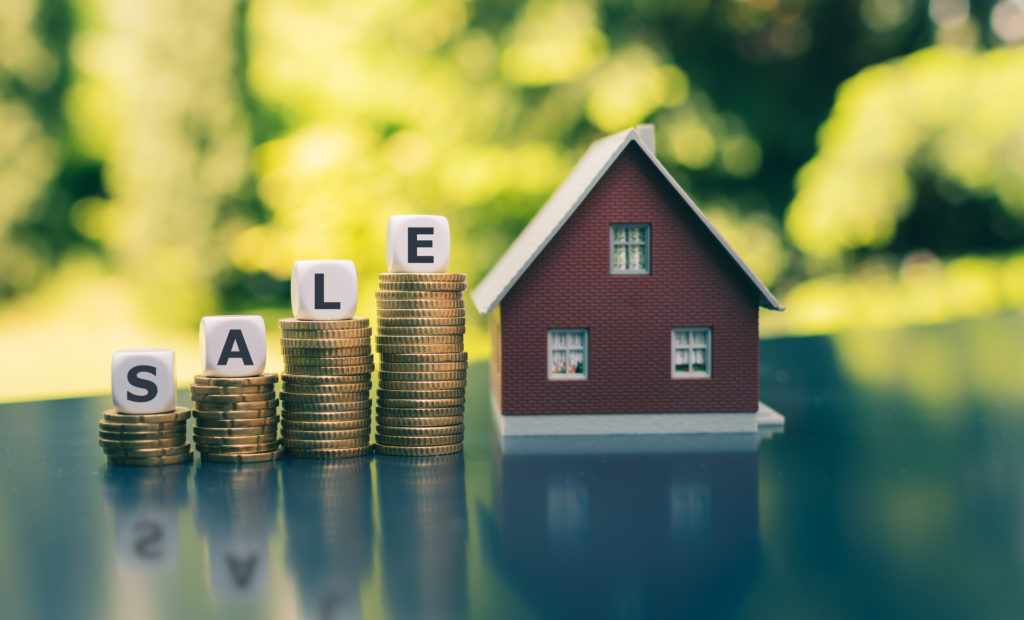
[470,127,784,315]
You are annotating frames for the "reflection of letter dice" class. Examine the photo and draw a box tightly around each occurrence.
[386,215,451,273]
[111,349,176,413]
[200,316,266,377]
[291,260,358,320]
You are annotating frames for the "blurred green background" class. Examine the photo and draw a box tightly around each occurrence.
[2,0,1023,402]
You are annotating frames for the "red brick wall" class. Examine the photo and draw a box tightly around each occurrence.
[497,142,761,415]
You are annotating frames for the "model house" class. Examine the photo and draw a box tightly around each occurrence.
[470,125,785,435]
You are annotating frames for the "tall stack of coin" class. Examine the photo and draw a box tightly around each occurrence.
[279,318,374,458]
[99,407,192,466]
[374,273,467,456]
[189,373,282,463]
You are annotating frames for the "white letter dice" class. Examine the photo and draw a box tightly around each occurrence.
[291,260,358,320]
[111,349,176,413]
[200,315,267,377]
[386,215,450,273]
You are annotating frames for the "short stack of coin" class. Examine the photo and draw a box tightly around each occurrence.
[374,273,467,456]
[279,317,374,459]
[99,407,193,466]
[189,373,283,463]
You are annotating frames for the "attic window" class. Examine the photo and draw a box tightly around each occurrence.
[610,224,650,274]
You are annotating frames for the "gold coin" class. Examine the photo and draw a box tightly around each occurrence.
[285,446,372,459]
[376,299,464,310]
[378,370,467,382]
[377,389,464,400]
[281,391,369,404]
[374,443,463,456]
[108,450,194,466]
[378,361,468,373]
[99,437,186,450]
[379,352,467,363]
[378,273,466,282]
[279,317,369,330]
[280,428,370,440]
[190,398,279,410]
[192,424,277,437]
[198,441,279,454]
[280,327,372,339]
[376,406,464,417]
[192,372,278,386]
[281,419,371,431]
[375,334,463,344]
[192,433,277,446]
[374,433,462,447]
[280,382,372,394]
[189,384,275,396]
[283,364,375,376]
[376,343,462,354]
[192,408,277,421]
[102,407,191,425]
[282,409,370,422]
[376,415,463,427]
[377,308,466,318]
[377,325,465,336]
[280,337,371,349]
[378,281,467,292]
[195,416,280,428]
[379,380,466,390]
[377,397,465,408]
[281,372,372,384]
[281,437,368,450]
[98,422,186,436]
[373,423,464,436]
[190,391,276,403]
[282,399,371,412]
[375,290,463,300]
[283,346,372,357]
[103,443,191,457]
[201,448,283,463]
[378,317,466,327]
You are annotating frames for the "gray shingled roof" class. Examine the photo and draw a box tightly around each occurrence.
[470,126,784,315]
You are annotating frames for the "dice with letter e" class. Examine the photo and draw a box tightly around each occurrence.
[291,260,357,320]
[111,349,176,413]
[200,315,266,377]
[386,215,450,273]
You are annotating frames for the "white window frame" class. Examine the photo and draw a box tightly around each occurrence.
[548,329,588,380]
[671,328,711,378]
[609,224,651,275]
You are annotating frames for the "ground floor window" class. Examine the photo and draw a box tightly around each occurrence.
[548,329,588,379]
[672,328,711,378]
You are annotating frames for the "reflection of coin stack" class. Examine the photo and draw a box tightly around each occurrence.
[374,274,467,456]
[189,373,282,463]
[282,457,373,618]
[99,407,192,466]
[194,461,279,600]
[377,454,468,617]
[279,318,373,458]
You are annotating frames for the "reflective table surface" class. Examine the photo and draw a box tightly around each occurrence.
[3,316,1024,619]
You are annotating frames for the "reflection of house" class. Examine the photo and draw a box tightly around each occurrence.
[471,125,784,435]
[483,441,759,618]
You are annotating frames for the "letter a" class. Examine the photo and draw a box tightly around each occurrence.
[218,329,254,366]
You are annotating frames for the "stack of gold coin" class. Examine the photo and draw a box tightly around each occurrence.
[99,407,193,466]
[374,273,467,456]
[279,317,374,459]
[189,373,282,463]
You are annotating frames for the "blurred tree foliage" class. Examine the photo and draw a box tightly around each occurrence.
[2,0,1023,332]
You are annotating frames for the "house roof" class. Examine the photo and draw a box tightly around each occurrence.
[470,126,785,315]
